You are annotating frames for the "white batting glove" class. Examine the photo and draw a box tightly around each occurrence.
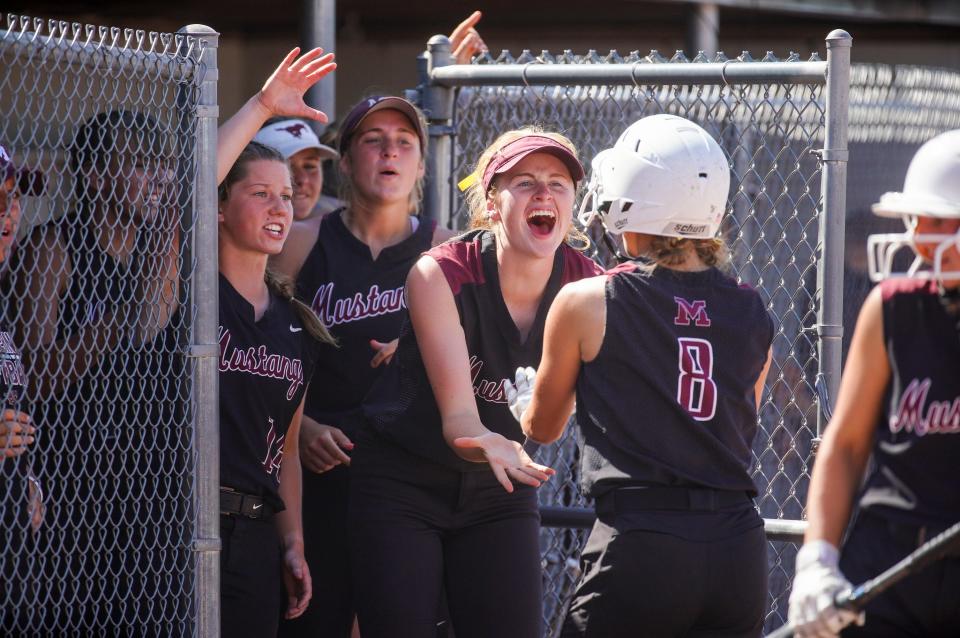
[788,540,865,637]
[503,366,536,424]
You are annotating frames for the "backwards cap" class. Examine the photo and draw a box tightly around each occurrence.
[254,119,339,161]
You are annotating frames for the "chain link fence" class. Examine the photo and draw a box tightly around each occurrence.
[414,34,850,636]
[0,15,217,636]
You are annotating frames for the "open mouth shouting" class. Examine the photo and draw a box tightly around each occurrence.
[527,209,557,237]
[264,222,285,240]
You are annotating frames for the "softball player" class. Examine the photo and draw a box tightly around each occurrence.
[216,140,335,638]
[276,94,454,638]
[214,48,336,638]
[512,115,774,637]
[347,129,601,638]
[8,110,176,631]
[788,130,960,637]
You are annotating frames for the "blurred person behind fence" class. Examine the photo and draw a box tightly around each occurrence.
[513,115,773,638]
[788,130,960,637]
[0,143,44,634]
[10,109,180,631]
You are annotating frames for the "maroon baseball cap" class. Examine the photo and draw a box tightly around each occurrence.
[481,135,584,192]
[338,96,427,154]
[0,145,44,196]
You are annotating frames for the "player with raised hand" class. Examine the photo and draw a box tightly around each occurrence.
[787,130,960,637]
[512,114,773,637]
[214,48,336,638]
[346,128,601,638]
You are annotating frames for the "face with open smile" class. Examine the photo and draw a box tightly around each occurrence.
[0,176,21,263]
[488,152,575,260]
[218,159,294,256]
[341,109,423,208]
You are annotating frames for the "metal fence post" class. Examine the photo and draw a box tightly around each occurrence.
[815,29,852,440]
[178,23,221,638]
[422,35,455,227]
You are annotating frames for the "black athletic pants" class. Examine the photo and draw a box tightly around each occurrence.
[561,494,767,638]
[278,463,354,638]
[220,513,284,638]
[840,509,960,638]
[348,429,542,638]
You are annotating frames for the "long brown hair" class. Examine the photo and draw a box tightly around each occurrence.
[636,235,731,272]
[220,141,336,346]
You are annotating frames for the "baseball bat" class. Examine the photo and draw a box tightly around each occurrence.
[765,519,960,638]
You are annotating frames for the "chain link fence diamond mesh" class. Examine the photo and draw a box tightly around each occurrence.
[1,15,208,636]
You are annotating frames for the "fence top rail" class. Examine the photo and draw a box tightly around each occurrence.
[430,60,829,88]
[1,14,203,82]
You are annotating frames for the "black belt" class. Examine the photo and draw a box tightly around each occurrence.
[220,487,274,520]
[596,486,751,516]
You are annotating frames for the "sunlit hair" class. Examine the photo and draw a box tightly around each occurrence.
[464,127,589,249]
[336,100,428,215]
[219,141,336,346]
[632,235,731,273]
[218,141,286,202]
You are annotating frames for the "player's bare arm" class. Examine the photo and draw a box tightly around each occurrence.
[276,396,313,619]
[523,277,605,444]
[804,286,890,547]
[15,226,125,398]
[217,47,336,185]
[406,255,552,491]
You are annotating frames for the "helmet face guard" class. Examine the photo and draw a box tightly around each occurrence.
[867,219,960,283]
[579,114,730,240]
[868,129,960,285]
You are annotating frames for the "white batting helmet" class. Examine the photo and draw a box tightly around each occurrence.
[578,114,730,240]
[867,129,960,282]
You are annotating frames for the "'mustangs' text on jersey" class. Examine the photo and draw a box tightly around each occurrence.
[858,278,960,527]
[219,273,319,511]
[577,263,774,499]
[362,229,602,472]
[295,210,435,432]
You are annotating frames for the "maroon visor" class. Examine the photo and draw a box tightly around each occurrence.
[481,135,584,192]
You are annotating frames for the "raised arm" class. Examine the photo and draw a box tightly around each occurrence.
[217,47,336,184]
[804,286,889,546]
[522,277,605,444]
[405,255,552,492]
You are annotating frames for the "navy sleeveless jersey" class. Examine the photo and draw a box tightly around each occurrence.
[363,229,602,472]
[219,274,320,510]
[857,279,960,527]
[577,263,773,499]
[295,209,435,432]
